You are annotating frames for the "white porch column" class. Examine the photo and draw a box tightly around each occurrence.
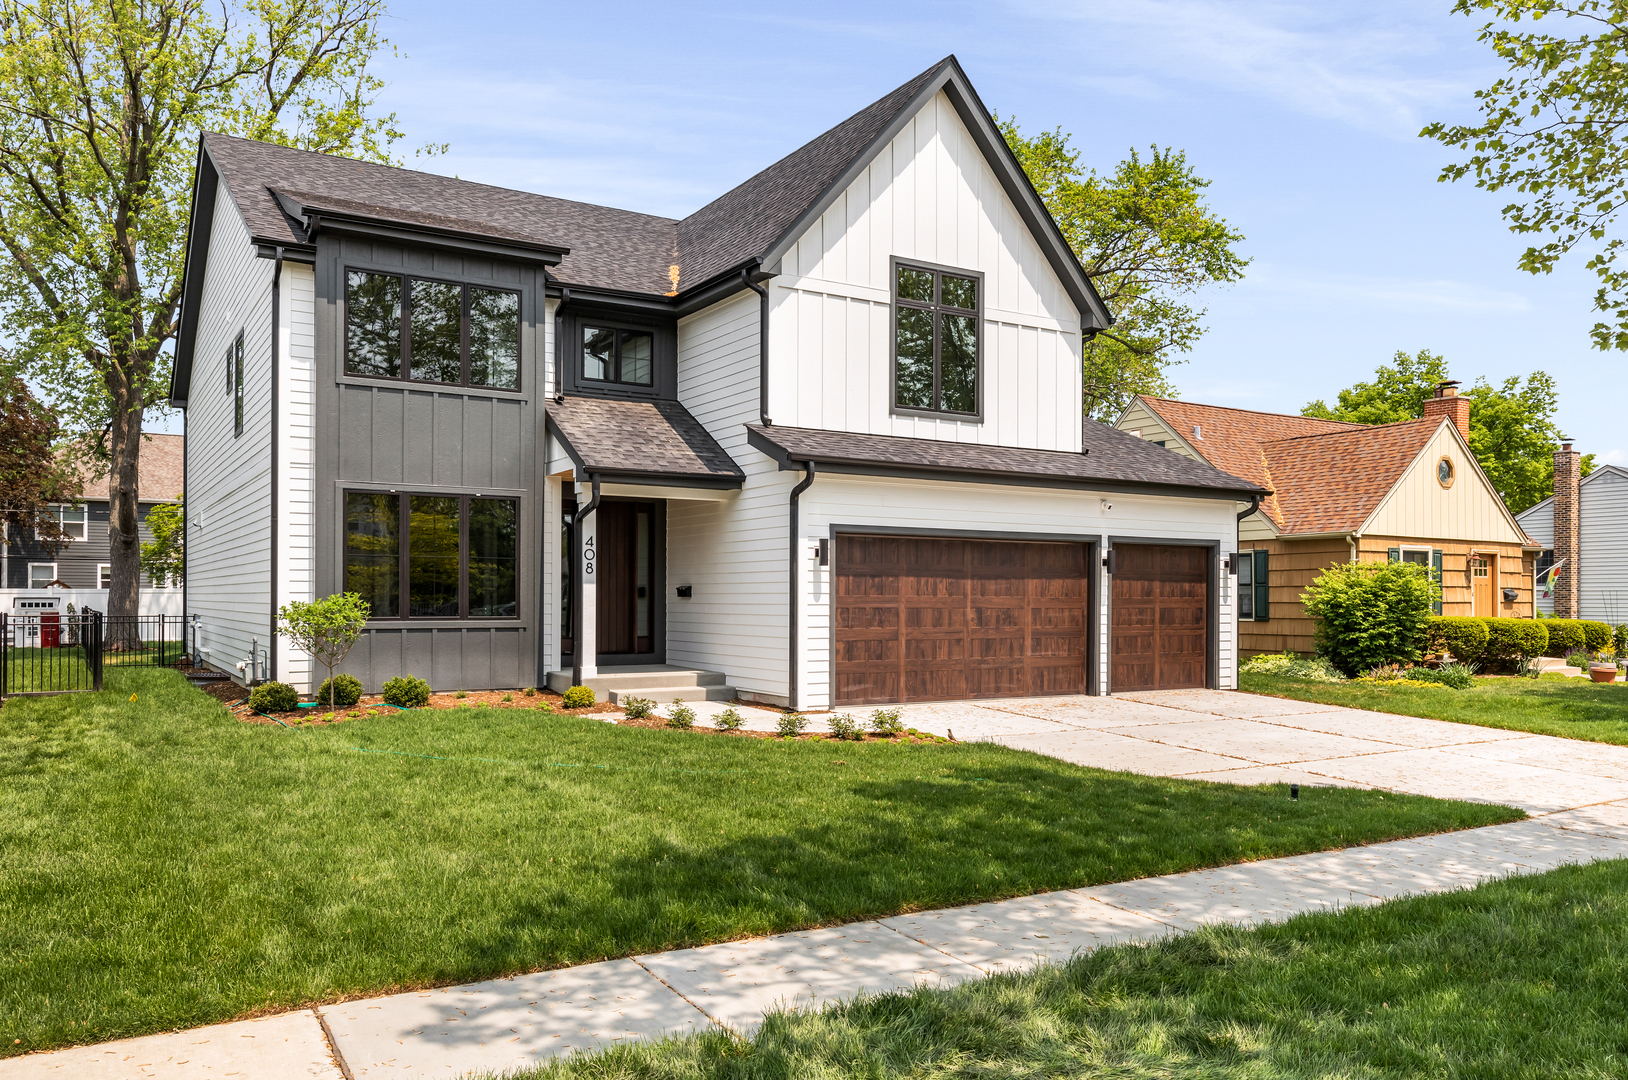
[574,481,598,681]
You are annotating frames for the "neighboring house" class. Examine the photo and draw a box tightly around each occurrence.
[1116,383,1538,656]
[2,433,185,595]
[172,56,1265,704]
[1516,449,1628,624]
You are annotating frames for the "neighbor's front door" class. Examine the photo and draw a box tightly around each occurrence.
[1471,554,1494,615]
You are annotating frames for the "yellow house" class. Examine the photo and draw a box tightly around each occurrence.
[1115,384,1540,655]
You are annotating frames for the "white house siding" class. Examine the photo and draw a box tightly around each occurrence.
[772,90,1082,451]
[185,179,274,683]
[1362,422,1527,545]
[276,262,317,690]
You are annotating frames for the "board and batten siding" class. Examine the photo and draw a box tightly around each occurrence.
[1114,400,1198,459]
[185,177,275,682]
[1362,422,1528,545]
[770,89,1082,451]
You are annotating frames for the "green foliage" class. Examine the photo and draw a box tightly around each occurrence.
[665,702,696,730]
[999,120,1248,421]
[315,674,362,709]
[619,697,655,720]
[247,681,299,713]
[869,707,905,735]
[1580,620,1612,651]
[1481,617,1551,672]
[1410,662,1480,689]
[1425,0,1628,353]
[1543,619,1587,657]
[1426,616,1492,662]
[713,706,744,731]
[1616,624,1628,656]
[1237,652,1347,683]
[139,496,184,588]
[0,376,80,554]
[776,712,809,738]
[380,675,429,709]
[1566,650,1596,670]
[1301,562,1438,676]
[277,592,370,711]
[560,686,595,709]
[827,713,863,740]
[1303,351,1591,513]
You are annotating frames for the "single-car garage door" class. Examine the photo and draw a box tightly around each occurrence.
[833,535,1089,706]
[1110,544,1209,692]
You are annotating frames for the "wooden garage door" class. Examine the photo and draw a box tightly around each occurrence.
[1110,544,1209,692]
[833,535,1089,706]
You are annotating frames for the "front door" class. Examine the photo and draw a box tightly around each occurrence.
[595,501,658,657]
[1471,554,1494,615]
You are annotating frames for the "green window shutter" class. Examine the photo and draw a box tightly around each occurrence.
[1432,549,1445,615]
[1388,547,1400,563]
[1253,549,1270,622]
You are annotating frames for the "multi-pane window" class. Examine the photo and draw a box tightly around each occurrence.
[893,261,981,417]
[582,327,653,387]
[344,492,519,619]
[345,270,520,390]
[28,563,56,588]
[99,564,112,589]
[45,503,85,541]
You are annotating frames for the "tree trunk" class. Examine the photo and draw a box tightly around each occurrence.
[106,397,143,649]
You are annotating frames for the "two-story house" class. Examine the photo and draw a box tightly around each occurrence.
[172,56,1263,708]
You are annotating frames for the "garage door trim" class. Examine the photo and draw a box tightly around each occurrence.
[828,523,1100,701]
[1105,535,1219,694]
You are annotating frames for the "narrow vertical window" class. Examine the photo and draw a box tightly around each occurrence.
[345,493,400,617]
[408,496,462,616]
[346,271,404,377]
[233,331,244,437]
[892,261,981,418]
[408,279,463,384]
[1237,551,1254,620]
[468,498,519,616]
[469,287,520,388]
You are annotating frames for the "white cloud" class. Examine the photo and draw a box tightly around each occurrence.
[1243,265,1531,313]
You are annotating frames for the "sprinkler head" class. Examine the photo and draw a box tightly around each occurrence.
[1291,783,1300,802]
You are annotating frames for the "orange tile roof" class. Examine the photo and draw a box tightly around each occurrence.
[1136,396,1438,534]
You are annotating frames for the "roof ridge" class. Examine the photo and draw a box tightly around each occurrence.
[1139,394,1367,429]
[1259,415,1438,449]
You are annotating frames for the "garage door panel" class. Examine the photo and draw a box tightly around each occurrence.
[838,637,898,663]
[907,667,969,700]
[1110,543,1209,693]
[836,671,899,706]
[835,604,899,630]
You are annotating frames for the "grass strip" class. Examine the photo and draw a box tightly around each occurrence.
[0,668,1519,1055]
[516,859,1628,1079]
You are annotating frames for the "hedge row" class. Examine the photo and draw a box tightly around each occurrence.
[1425,615,1618,669]
[1539,618,1612,656]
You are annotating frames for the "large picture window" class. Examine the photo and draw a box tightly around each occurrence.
[345,270,520,390]
[892,260,981,418]
[582,326,653,387]
[344,492,519,619]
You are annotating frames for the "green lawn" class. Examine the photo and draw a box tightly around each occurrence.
[519,859,1628,1079]
[1242,671,1628,746]
[0,669,1519,1055]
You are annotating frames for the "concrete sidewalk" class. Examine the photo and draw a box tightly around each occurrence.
[10,690,1628,1079]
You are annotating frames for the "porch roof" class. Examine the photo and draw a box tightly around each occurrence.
[545,397,744,488]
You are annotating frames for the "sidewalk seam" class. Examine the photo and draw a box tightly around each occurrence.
[629,956,728,1034]
[313,1007,355,1080]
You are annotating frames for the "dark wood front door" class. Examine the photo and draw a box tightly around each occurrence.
[1110,544,1209,692]
[578,500,659,662]
[833,535,1089,706]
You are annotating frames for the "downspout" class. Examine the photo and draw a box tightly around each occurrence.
[1236,494,1260,523]
[570,475,601,687]
[787,460,816,709]
[742,268,771,426]
[268,246,283,683]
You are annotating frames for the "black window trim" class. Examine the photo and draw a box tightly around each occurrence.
[343,488,522,622]
[232,329,244,438]
[342,266,524,394]
[889,255,985,424]
[580,324,656,388]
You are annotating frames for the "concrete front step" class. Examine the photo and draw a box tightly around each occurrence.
[545,665,730,695]
[608,685,738,705]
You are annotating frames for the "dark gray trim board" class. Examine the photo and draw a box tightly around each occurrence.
[1103,536,1221,694]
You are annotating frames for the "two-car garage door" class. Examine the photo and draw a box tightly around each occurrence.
[832,535,1209,705]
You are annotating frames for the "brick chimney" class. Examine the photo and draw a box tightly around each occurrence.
[1421,380,1471,441]
[1553,440,1582,618]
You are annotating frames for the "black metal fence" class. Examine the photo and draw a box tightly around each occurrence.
[0,610,186,700]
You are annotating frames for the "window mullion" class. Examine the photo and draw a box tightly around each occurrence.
[931,308,943,413]
[399,494,410,620]
[399,278,412,385]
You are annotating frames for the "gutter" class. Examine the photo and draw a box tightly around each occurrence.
[787,461,816,710]
[741,266,771,426]
[570,475,602,688]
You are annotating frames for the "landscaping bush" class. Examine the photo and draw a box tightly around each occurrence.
[713,706,744,731]
[869,707,905,735]
[828,713,863,740]
[665,702,696,729]
[1616,624,1628,656]
[1238,652,1345,683]
[1301,561,1436,676]
[1425,616,1490,663]
[248,681,299,713]
[1566,650,1595,670]
[1410,661,1478,689]
[561,685,595,709]
[1542,618,1586,657]
[1480,617,1550,672]
[620,696,655,719]
[381,675,431,709]
[315,674,362,709]
[776,712,809,737]
[1582,620,1613,652]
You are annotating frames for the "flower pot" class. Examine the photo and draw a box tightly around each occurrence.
[1589,664,1618,684]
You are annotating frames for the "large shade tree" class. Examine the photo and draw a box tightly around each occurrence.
[0,0,412,628]
[1000,121,1249,421]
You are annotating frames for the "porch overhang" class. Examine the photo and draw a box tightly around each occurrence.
[546,397,744,490]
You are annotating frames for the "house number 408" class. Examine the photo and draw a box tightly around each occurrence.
[583,534,595,576]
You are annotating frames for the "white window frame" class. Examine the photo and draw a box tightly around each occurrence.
[28,562,57,588]
[1398,544,1434,566]
[46,503,86,541]
[98,563,112,589]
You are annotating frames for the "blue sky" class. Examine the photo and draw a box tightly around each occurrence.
[264,0,1624,459]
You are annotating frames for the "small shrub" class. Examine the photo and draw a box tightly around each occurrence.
[869,707,905,735]
[502,693,513,703]
[248,681,300,713]
[666,702,696,729]
[828,713,863,740]
[1542,619,1586,657]
[381,675,431,708]
[1615,624,1628,657]
[776,712,809,738]
[1424,616,1490,663]
[533,700,554,714]
[621,696,656,719]
[1301,561,1436,676]
[561,685,596,709]
[523,686,536,697]
[714,706,744,731]
[1566,650,1594,670]
[1581,620,1613,652]
[1238,652,1345,683]
[315,673,363,709]
[1481,617,1549,673]
[1410,661,1478,689]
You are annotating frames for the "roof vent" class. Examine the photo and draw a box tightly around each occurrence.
[1192,424,1202,440]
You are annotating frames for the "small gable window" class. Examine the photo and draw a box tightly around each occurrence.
[892,260,982,419]
[582,327,653,387]
[345,270,520,391]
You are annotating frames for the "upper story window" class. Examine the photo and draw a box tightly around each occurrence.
[345,270,520,391]
[44,503,86,541]
[892,260,982,419]
[582,327,653,387]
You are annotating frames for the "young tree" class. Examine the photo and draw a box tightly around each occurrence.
[140,495,184,588]
[1302,351,1592,513]
[1000,121,1249,420]
[0,0,412,632]
[277,592,369,712]
[0,375,81,554]
[1423,0,1628,351]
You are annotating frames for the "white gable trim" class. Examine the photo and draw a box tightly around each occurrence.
[1357,418,1534,543]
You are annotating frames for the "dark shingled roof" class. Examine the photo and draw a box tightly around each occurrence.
[546,398,743,485]
[747,424,1265,497]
